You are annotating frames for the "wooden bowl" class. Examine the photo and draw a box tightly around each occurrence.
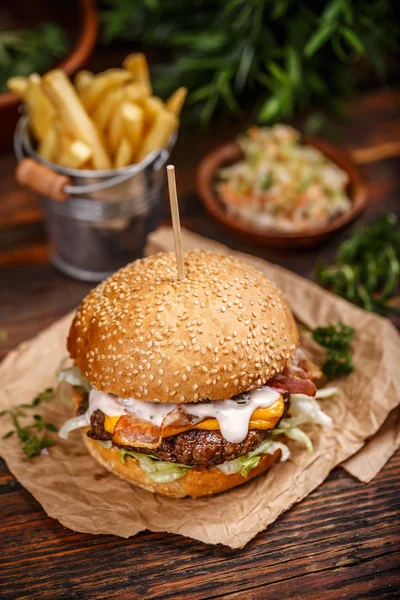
[0,0,98,153]
[196,136,367,248]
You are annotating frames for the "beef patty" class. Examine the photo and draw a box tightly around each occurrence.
[78,391,285,467]
[138,428,271,466]
[86,408,272,466]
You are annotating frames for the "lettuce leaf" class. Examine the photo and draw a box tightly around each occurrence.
[289,394,333,427]
[284,426,313,454]
[239,456,261,478]
[270,392,334,453]
[315,387,338,399]
[119,449,192,483]
[216,454,260,477]
[217,441,290,477]
[57,365,91,392]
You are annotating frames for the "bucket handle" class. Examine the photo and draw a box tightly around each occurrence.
[14,117,172,201]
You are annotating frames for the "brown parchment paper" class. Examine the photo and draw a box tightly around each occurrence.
[341,406,400,482]
[0,227,399,549]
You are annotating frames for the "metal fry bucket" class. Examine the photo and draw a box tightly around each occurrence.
[14,117,175,282]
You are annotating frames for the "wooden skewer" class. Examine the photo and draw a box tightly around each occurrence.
[166,165,185,280]
[351,142,400,165]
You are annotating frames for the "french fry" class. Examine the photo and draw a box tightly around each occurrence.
[42,70,111,170]
[58,138,93,169]
[70,141,93,168]
[74,70,94,93]
[166,87,187,117]
[122,53,152,92]
[124,81,151,102]
[136,108,178,162]
[79,69,132,113]
[53,115,71,138]
[18,52,183,172]
[139,96,165,131]
[121,102,144,156]
[81,160,93,170]
[37,124,58,163]
[25,74,56,142]
[107,110,124,154]
[114,137,133,169]
[7,76,28,99]
[91,87,124,133]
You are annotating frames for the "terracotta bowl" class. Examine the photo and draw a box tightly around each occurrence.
[196,135,367,248]
[0,0,98,153]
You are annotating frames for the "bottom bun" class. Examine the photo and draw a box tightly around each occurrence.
[82,429,281,498]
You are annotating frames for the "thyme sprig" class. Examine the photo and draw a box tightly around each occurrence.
[1,388,57,457]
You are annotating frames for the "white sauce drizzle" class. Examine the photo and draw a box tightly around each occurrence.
[74,386,281,444]
[183,387,280,442]
[59,391,126,439]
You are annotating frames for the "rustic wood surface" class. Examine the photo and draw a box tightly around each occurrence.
[1,85,400,599]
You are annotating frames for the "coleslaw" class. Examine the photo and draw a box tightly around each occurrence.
[217,124,351,232]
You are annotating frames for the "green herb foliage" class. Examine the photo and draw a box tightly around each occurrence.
[100,0,399,123]
[0,23,67,92]
[0,388,57,457]
[316,214,400,317]
[312,322,355,378]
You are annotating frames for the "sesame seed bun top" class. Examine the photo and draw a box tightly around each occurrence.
[67,251,299,403]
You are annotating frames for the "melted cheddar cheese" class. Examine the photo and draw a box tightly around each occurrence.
[104,396,284,438]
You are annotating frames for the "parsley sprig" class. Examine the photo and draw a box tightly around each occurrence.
[316,214,400,318]
[312,322,355,378]
[1,388,57,457]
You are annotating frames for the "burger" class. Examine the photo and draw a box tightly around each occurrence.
[59,251,331,498]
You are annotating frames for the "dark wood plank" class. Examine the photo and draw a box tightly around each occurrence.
[0,454,399,600]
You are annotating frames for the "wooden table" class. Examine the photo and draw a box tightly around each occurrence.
[1,88,400,600]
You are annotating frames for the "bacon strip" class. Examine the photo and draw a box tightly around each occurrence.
[268,363,316,396]
[112,415,162,449]
[298,357,322,382]
[112,408,204,449]
[293,348,323,381]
